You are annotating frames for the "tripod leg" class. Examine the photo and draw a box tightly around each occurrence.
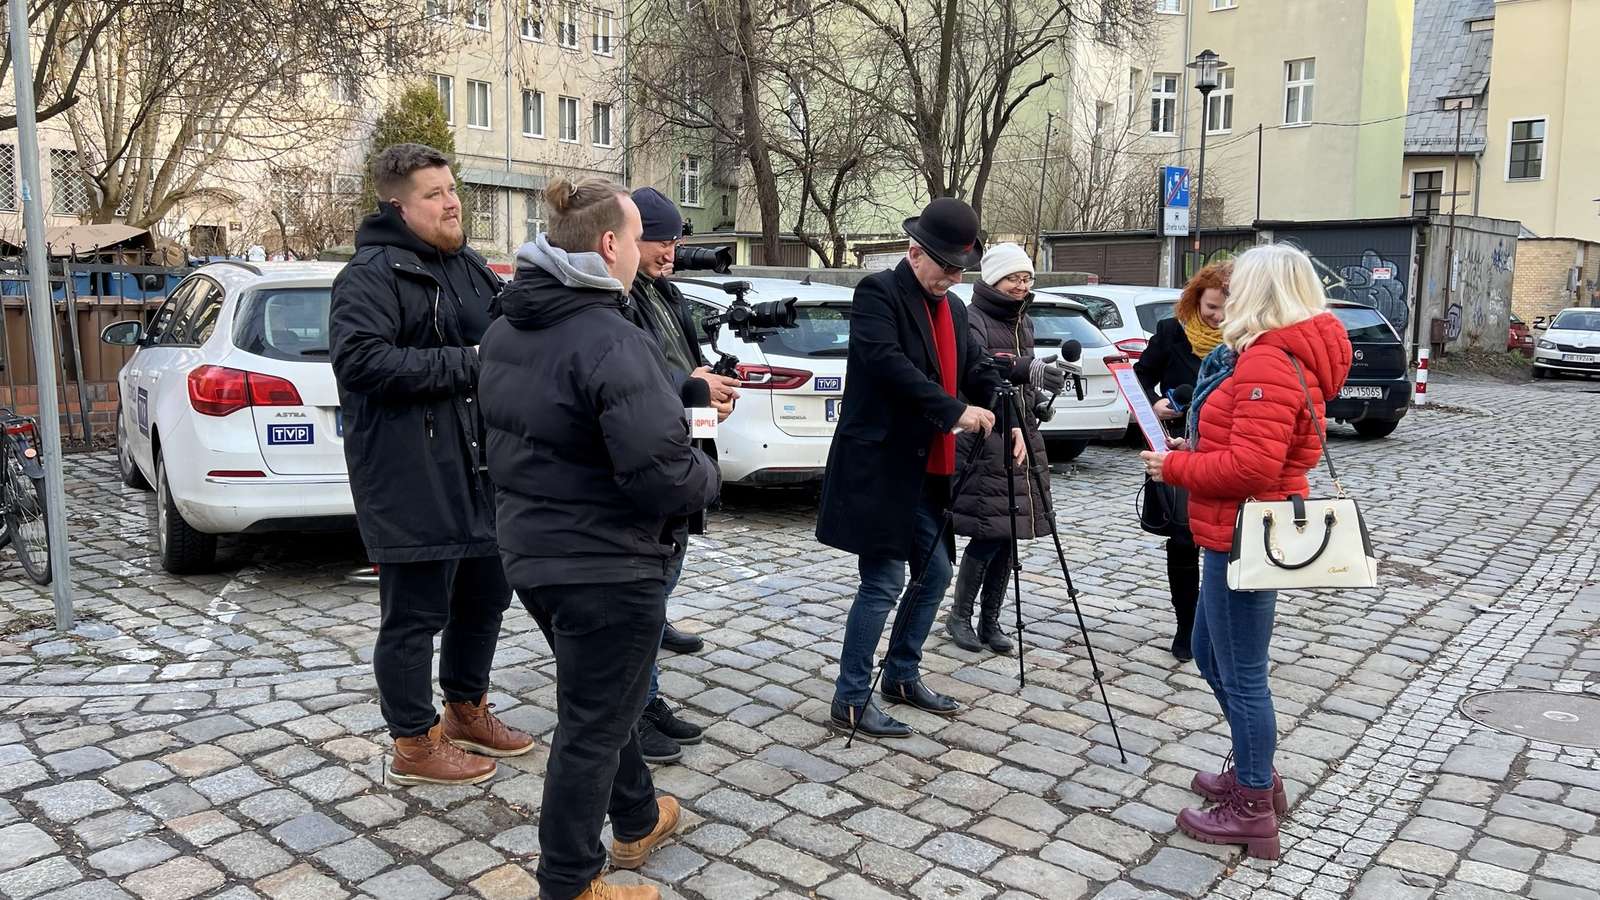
[999,393,1027,687]
[1016,403,1128,764]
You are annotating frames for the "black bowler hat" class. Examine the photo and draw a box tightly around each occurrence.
[903,197,983,270]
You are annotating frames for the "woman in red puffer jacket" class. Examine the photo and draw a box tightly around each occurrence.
[1139,243,1352,861]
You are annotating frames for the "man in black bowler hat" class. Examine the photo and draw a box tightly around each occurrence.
[818,196,1003,739]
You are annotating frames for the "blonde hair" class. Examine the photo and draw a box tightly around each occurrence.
[1220,244,1326,351]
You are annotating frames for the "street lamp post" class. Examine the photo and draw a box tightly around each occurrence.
[1186,49,1225,275]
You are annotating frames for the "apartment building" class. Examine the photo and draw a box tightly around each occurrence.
[1399,0,1492,222]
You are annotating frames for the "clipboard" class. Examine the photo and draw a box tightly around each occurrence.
[1108,363,1171,452]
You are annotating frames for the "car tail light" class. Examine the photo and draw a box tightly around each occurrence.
[1114,338,1148,360]
[188,366,304,417]
[735,364,811,390]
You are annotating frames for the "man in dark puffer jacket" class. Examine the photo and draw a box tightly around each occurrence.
[479,176,718,900]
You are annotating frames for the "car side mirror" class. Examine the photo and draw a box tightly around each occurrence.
[100,320,144,346]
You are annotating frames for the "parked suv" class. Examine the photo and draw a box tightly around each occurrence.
[1326,301,1412,439]
[101,261,353,572]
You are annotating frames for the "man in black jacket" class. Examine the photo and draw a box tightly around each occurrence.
[623,187,739,764]
[330,143,533,785]
[816,197,1001,739]
[481,177,718,900]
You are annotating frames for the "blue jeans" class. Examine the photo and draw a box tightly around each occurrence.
[833,482,953,706]
[1192,548,1279,790]
[646,550,686,704]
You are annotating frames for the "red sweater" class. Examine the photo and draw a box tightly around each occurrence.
[1164,314,1353,551]
[925,293,958,476]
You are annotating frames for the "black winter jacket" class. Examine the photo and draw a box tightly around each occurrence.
[815,260,1002,561]
[951,283,1053,541]
[480,240,721,588]
[627,274,713,536]
[1134,316,1203,403]
[328,204,502,562]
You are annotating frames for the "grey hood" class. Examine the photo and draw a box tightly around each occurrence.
[515,233,624,292]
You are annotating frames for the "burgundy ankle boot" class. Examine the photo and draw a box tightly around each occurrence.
[1190,753,1288,815]
[1177,784,1282,860]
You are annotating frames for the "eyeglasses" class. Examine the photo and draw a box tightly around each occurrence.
[1003,274,1035,286]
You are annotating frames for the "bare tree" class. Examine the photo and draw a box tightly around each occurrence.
[0,0,137,130]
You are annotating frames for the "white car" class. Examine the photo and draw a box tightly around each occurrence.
[102,261,353,572]
[1035,284,1182,361]
[673,276,850,484]
[948,285,1130,460]
[1532,307,1600,379]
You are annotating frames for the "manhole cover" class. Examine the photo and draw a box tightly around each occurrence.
[1459,689,1600,748]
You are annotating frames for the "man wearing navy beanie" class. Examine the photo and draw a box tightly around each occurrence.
[623,186,741,763]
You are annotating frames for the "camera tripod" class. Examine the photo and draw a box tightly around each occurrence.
[846,379,1126,763]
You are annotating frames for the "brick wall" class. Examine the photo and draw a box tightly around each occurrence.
[0,380,122,441]
[1514,238,1600,328]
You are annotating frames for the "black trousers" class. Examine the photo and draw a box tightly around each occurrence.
[1167,535,1200,639]
[519,577,666,900]
[374,556,512,738]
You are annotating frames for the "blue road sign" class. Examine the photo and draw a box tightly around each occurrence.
[1164,166,1191,208]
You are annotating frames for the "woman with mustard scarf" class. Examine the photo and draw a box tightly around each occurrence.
[1134,260,1229,662]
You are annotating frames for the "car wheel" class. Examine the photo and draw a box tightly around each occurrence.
[156,452,216,574]
[1532,366,1547,379]
[1050,439,1089,462]
[1353,420,1399,440]
[117,406,151,490]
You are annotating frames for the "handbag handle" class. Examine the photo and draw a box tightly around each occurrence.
[1280,351,1344,496]
[1261,506,1337,570]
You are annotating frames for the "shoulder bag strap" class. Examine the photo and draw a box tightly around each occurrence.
[1281,350,1344,495]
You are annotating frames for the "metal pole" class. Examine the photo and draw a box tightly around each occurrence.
[1255,124,1263,223]
[61,250,93,444]
[1031,111,1055,270]
[9,0,75,630]
[1441,102,1463,358]
[1192,87,1212,278]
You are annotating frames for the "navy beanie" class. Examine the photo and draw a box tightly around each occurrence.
[631,187,683,242]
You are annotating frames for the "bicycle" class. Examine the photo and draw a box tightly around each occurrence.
[0,407,51,585]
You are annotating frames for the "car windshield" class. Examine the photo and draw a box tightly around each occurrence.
[1137,301,1176,332]
[717,302,851,359]
[1332,305,1398,343]
[234,287,334,361]
[1552,310,1600,332]
[1030,304,1110,348]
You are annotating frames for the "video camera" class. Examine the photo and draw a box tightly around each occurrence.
[674,245,734,274]
[986,341,1085,423]
[697,281,800,379]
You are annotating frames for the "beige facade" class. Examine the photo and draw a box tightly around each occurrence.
[1399,155,1480,220]
[1478,0,1600,243]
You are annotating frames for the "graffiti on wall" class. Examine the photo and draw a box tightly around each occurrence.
[1445,303,1463,341]
[1280,241,1410,333]
[1453,238,1512,343]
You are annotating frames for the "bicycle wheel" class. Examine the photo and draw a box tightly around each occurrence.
[4,453,50,585]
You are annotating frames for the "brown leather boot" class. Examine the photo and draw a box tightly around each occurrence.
[443,694,536,757]
[609,795,681,869]
[574,876,660,900]
[1177,783,1281,860]
[1191,752,1288,815]
[389,722,496,786]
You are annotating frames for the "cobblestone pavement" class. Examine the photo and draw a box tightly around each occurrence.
[2,377,1598,900]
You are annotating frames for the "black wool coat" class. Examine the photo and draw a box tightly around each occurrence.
[815,260,1001,561]
[950,283,1053,541]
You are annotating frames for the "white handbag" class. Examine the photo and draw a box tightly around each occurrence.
[1227,353,1378,592]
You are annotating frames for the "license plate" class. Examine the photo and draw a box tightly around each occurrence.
[1563,353,1596,363]
[1339,386,1385,400]
[266,424,314,445]
[825,398,842,422]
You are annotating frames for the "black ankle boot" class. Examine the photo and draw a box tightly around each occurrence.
[977,589,1014,655]
[945,556,983,652]
[1168,540,1199,662]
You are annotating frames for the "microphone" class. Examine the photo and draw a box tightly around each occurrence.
[1061,339,1082,363]
[682,378,717,439]
[1167,384,1194,412]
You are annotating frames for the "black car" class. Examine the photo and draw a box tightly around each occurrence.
[1325,301,1411,438]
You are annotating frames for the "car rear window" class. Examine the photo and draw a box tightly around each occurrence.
[1552,310,1600,332]
[234,288,333,361]
[1332,305,1399,343]
[1030,305,1110,349]
[1061,294,1125,331]
[739,303,851,359]
[1137,301,1176,332]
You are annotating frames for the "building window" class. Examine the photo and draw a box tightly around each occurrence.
[334,73,359,104]
[1284,58,1315,125]
[468,80,492,129]
[720,194,730,219]
[433,73,455,125]
[558,3,579,48]
[591,102,613,146]
[1411,170,1443,217]
[50,148,90,215]
[591,8,614,55]
[521,0,543,40]
[680,157,702,207]
[1210,0,1235,8]
[1205,67,1234,133]
[461,184,497,241]
[1150,73,1178,135]
[425,0,452,21]
[190,116,225,152]
[1508,118,1545,180]
[522,90,544,137]
[466,0,490,29]
[1155,0,1180,12]
[0,145,15,212]
[1127,68,1141,120]
[524,190,545,243]
[558,96,579,142]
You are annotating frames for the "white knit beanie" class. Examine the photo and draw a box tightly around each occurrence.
[981,242,1034,286]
